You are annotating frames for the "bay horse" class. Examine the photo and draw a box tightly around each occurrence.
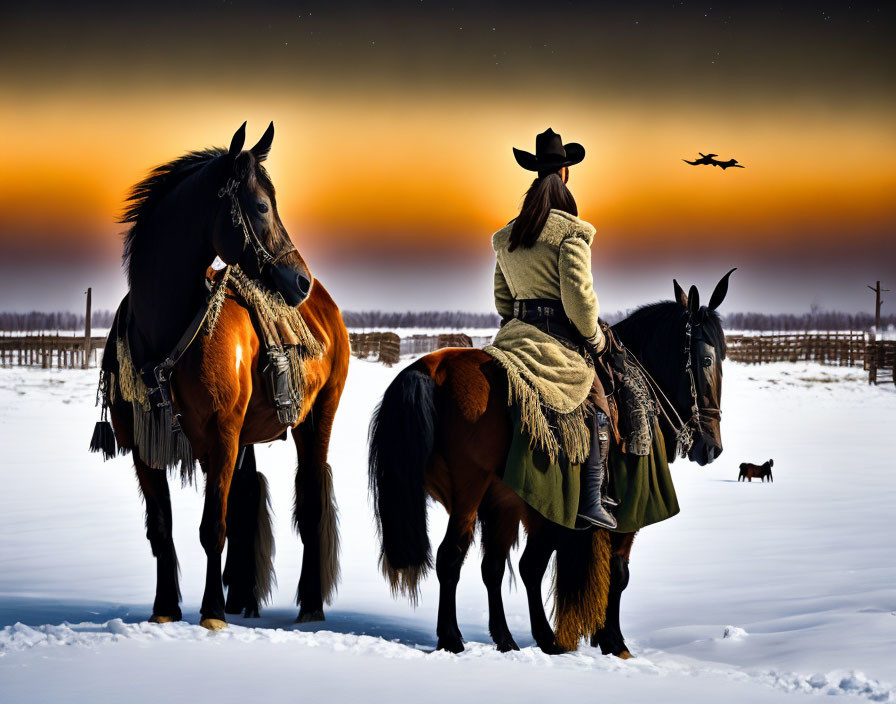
[739,459,774,482]
[369,271,733,654]
[100,123,350,629]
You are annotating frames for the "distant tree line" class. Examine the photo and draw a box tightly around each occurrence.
[721,310,895,331]
[0,310,116,332]
[340,310,502,329]
[2,308,893,333]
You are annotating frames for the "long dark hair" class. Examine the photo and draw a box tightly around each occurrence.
[508,172,578,251]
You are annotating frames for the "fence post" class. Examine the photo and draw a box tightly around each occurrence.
[82,287,92,369]
[868,328,877,385]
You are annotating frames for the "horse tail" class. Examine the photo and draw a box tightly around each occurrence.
[253,470,276,606]
[368,364,437,605]
[317,461,340,605]
[553,528,612,651]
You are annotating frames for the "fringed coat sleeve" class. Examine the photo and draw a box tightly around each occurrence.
[558,237,606,352]
[494,261,514,323]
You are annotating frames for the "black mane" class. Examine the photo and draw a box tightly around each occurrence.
[121,147,225,273]
[615,300,727,358]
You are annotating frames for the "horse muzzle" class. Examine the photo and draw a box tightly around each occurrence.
[268,263,313,306]
[690,435,723,466]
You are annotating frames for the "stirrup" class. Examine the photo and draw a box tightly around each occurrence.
[576,509,618,530]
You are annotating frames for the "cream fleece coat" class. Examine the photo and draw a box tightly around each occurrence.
[483,210,604,463]
[492,210,605,351]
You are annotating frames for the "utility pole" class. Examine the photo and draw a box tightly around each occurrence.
[867,281,888,331]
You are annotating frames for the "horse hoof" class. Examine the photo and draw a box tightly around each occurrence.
[200,618,228,631]
[149,614,178,624]
[436,638,465,654]
[296,609,325,623]
[616,650,633,660]
[496,639,521,653]
[538,641,569,655]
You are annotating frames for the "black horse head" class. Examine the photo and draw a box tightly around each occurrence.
[219,122,313,306]
[613,268,735,467]
[672,269,735,465]
[121,122,312,358]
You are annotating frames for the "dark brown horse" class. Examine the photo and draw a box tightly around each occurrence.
[99,123,349,629]
[369,271,733,654]
[739,459,774,482]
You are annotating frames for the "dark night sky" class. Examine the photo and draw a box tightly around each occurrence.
[0,1,893,315]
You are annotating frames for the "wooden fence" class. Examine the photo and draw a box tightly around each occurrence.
[348,332,402,366]
[399,333,474,357]
[1,326,892,386]
[348,329,894,386]
[726,331,866,366]
[0,332,106,369]
[349,332,477,366]
[866,337,895,385]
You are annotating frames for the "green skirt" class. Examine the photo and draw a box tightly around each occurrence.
[502,409,680,532]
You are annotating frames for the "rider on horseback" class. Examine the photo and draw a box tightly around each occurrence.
[492,128,652,530]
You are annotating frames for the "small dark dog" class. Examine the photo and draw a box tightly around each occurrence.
[738,459,774,482]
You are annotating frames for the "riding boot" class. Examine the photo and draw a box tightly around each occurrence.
[601,473,619,508]
[577,410,618,530]
[595,409,618,507]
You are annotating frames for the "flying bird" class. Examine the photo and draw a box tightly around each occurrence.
[713,158,744,169]
[683,153,744,169]
[683,152,718,166]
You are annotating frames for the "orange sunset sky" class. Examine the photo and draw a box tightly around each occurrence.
[1,1,894,314]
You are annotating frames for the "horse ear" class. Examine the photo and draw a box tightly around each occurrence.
[687,285,700,316]
[228,121,247,157]
[250,122,274,162]
[234,151,251,178]
[673,279,688,307]
[708,268,737,311]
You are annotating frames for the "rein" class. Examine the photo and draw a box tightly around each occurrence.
[140,278,221,430]
[624,351,694,458]
[218,177,295,271]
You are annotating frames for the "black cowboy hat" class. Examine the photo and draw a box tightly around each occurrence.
[513,128,585,172]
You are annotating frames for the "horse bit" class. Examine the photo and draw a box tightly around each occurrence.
[217,177,295,272]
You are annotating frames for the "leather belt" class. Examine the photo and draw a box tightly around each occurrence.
[512,298,582,348]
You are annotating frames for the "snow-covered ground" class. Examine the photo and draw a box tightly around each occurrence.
[0,358,893,703]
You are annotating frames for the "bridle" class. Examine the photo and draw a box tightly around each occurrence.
[681,314,722,436]
[217,177,296,272]
[626,312,721,458]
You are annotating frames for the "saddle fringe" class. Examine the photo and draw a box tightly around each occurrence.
[220,266,325,359]
[101,264,323,484]
[487,348,592,465]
